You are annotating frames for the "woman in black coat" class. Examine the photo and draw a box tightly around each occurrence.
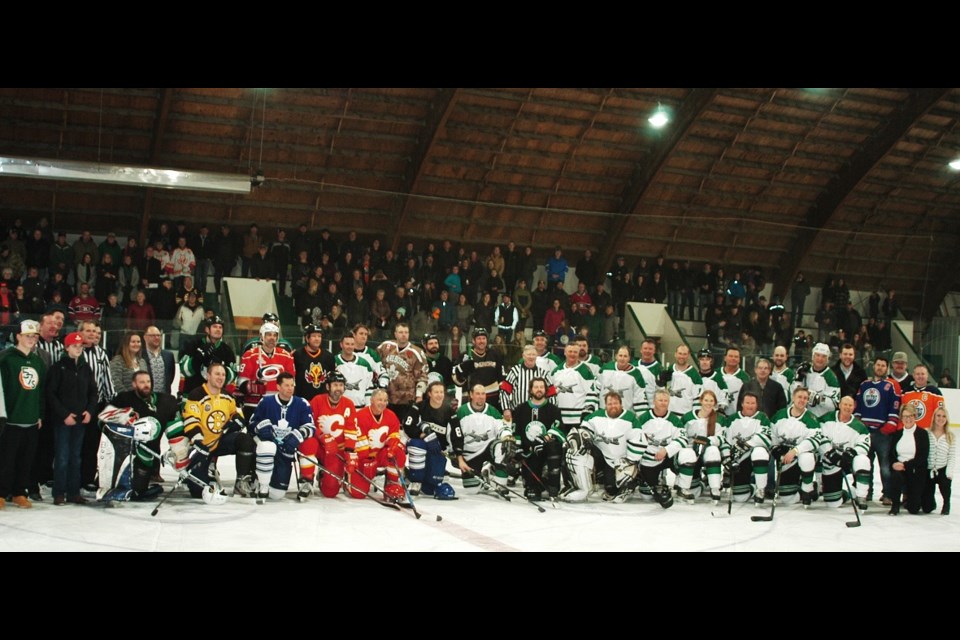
[889,404,934,515]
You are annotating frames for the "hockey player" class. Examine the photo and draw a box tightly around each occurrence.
[569,389,639,502]
[452,327,506,411]
[552,343,599,433]
[179,316,237,394]
[791,343,840,419]
[529,329,562,375]
[770,345,795,403]
[500,345,557,423]
[240,313,295,353]
[660,344,702,418]
[574,336,602,378]
[237,321,296,423]
[335,333,376,409]
[377,322,429,425]
[177,362,257,498]
[250,372,315,501]
[800,396,871,509]
[513,377,564,501]
[352,324,384,379]
[292,324,335,401]
[901,364,943,429]
[111,370,181,501]
[422,333,454,399]
[677,389,725,503]
[720,391,772,504]
[451,383,515,495]
[402,381,456,500]
[623,389,687,508]
[598,345,650,415]
[770,387,821,506]
[299,371,359,498]
[720,347,750,417]
[695,348,729,414]
[855,355,901,505]
[352,388,406,501]
[633,338,663,377]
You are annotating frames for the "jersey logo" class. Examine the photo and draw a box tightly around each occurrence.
[206,410,228,433]
[556,383,575,393]
[862,388,880,408]
[594,431,621,446]
[345,381,361,391]
[317,413,345,439]
[19,366,39,390]
[908,399,927,421]
[465,431,491,444]
[305,363,325,389]
[258,364,285,383]
[524,420,546,442]
[366,425,390,449]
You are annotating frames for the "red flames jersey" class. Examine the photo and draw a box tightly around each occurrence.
[355,406,401,459]
[310,393,359,451]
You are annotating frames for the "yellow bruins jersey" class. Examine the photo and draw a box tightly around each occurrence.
[181,384,244,452]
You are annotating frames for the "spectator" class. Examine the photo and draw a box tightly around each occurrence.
[126,291,156,333]
[109,332,147,395]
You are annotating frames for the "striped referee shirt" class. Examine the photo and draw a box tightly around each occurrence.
[83,344,116,403]
[499,363,557,411]
[35,337,64,366]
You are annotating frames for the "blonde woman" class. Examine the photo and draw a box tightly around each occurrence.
[926,407,954,515]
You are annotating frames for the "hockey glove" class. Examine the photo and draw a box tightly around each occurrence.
[187,440,211,473]
[344,451,359,475]
[201,341,217,359]
[841,448,857,470]
[809,393,821,408]
[722,455,735,472]
[880,422,900,435]
[281,429,305,456]
[255,421,275,442]
[822,448,842,467]
[770,445,790,460]
[657,369,673,388]
[796,361,811,383]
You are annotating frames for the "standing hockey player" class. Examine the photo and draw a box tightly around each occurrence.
[402,381,456,500]
[351,324,384,379]
[721,392,773,504]
[452,327,506,411]
[570,390,639,502]
[720,347,750,417]
[800,396,871,509]
[298,372,359,498]
[660,344,702,418]
[856,355,901,505]
[624,389,688,508]
[178,362,257,498]
[513,377,564,501]
[552,343,599,433]
[377,322,429,426]
[451,383,515,495]
[695,348,730,415]
[770,346,795,403]
[238,321,296,423]
[529,329,562,375]
[250,372,315,501]
[422,333,455,400]
[335,333,376,409]
[292,324,335,401]
[791,343,840,419]
[598,345,650,415]
[180,316,237,394]
[677,389,725,504]
[770,387,821,506]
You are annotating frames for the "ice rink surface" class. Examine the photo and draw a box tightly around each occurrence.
[2,468,957,552]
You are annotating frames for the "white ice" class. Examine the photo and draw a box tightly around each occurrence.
[2,464,957,552]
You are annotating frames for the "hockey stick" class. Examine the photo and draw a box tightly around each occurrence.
[389,454,422,520]
[295,451,401,511]
[716,448,751,517]
[841,473,862,528]
[751,459,781,522]
[292,454,305,502]
[520,458,559,508]
[476,467,546,513]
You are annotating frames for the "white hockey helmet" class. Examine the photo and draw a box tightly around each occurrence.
[260,322,281,337]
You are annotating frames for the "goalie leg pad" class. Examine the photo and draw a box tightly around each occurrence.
[544,437,562,498]
[564,447,594,502]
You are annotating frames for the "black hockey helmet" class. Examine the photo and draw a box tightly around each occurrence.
[422,332,438,345]
[533,329,549,339]
[262,312,279,324]
[302,323,323,336]
[697,347,713,360]
[326,371,346,388]
[205,315,225,328]
[472,327,489,339]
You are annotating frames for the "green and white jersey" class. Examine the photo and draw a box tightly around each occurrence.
[721,411,772,456]
[681,410,724,449]
[770,366,795,403]
[453,402,510,461]
[698,369,729,414]
[635,359,663,378]
[721,367,751,417]
[355,345,384,379]
[552,362,599,429]
[579,354,602,378]
[790,366,840,419]
[802,411,870,457]
[626,410,687,467]
[597,362,649,414]
[579,408,638,468]
[524,350,562,376]
[335,353,376,408]
[770,407,820,449]
[667,365,702,416]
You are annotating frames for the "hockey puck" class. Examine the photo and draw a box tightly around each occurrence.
[436,515,442,521]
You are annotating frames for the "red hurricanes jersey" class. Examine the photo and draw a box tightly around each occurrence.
[310,393,358,450]
[355,407,401,459]
[901,390,944,429]
[238,345,296,406]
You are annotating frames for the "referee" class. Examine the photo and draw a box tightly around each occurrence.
[500,344,557,423]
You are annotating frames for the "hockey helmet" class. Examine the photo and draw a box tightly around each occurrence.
[302,323,323,337]
[697,348,713,360]
[260,322,281,337]
[422,332,438,345]
[326,371,347,390]
[262,313,279,324]
[205,315,225,328]
[132,416,162,443]
[472,327,489,339]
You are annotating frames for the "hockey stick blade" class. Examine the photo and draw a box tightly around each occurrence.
[750,515,774,522]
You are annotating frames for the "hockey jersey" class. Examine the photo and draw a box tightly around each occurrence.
[790,366,840,419]
[310,393,359,451]
[453,349,506,409]
[681,409,726,449]
[597,362,649,414]
[512,400,564,445]
[626,410,687,468]
[552,362,599,430]
[698,369,729,414]
[355,345,384,378]
[580,408,638,467]
[721,367,750,417]
[410,400,459,448]
[770,366,795,403]
[770,407,820,449]
[237,345,296,410]
[634,359,663,378]
[801,411,870,459]
[721,411,772,458]
[855,378,900,432]
[666,365,702,416]
[335,353,376,408]
[579,355,602,378]
[251,394,315,444]
[451,402,509,462]
[901,388,944,429]
[526,350,562,376]
[181,384,244,452]
[377,341,429,405]
[355,406,402,459]
[292,347,335,401]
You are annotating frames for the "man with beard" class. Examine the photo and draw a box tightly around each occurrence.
[855,355,902,505]
[831,343,867,400]
[422,333,454,400]
[514,377,563,501]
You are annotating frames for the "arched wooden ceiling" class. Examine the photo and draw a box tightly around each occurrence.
[1,87,958,317]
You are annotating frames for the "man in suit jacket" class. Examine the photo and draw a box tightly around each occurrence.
[737,357,787,418]
[142,325,177,395]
